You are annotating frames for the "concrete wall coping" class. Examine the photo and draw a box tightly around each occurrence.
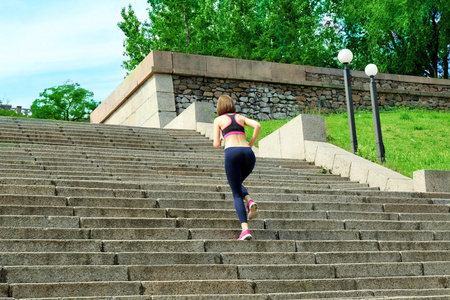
[91,51,450,124]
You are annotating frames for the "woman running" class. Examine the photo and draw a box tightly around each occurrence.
[213,95,261,240]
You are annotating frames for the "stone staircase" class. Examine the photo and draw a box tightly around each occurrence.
[0,115,449,299]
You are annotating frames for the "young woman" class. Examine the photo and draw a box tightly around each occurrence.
[213,95,261,240]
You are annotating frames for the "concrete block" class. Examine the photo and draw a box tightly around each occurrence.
[165,102,215,130]
[296,241,379,252]
[129,265,238,281]
[74,207,164,218]
[0,204,73,216]
[0,216,79,228]
[259,114,326,159]
[254,278,357,294]
[386,177,415,192]
[0,240,102,252]
[196,122,214,140]
[270,290,374,299]
[189,229,278,241]
[385,204,449,214]
[345,220,419,231]
[67,197,159,209]
[379,241,450,251]
[90,228,189,240]
[142,280,254,296]
[314,144,339,171]
[0,184,55,195]
[239,265,335,280]
[420,221,450,231]
[236,59,272,81]
[117,252,220,265]
[0,252,115,266]
[335,262,423,278]
[265,219,344,230]
[316,251,401,264]
[0,195,66,206]
[204,241,296,253]
[414,169,450,193]
[147,73,174,94]
[279,230,359,241]
[360,230,433,241]
[56,187,115,197]
[4,265,128,283]
[221,252,315,265]
[189,229,277,241]
[258,130,281,158]
[0,227,89,240]
[11,282,142,299]
[155,92,177,113]
[178,218,263,229]
[173,52,206,76]
[149,50,173,73]
[0,284,7,297]
[79,217,176,229]
[206,56,237,79]
[423,262,450,275]
[332,154,353,177]
[355,275,449,290]
[102,241,205,253]
[272,62,306,83]
[401,251,450,262]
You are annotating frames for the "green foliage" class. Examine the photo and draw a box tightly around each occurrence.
[31,81,100,122]
[329,0,450,78]
[118,0,343,73]
[118,0,450,79]
[117,4,153,74]
[0,108,26,117]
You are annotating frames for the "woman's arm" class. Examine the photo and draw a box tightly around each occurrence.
[213,118,222,148]
[244,118,261,148]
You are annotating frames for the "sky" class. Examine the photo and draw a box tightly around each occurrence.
[0,0,150,109]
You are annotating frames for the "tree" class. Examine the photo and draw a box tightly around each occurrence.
[117,4,153,74]
[118,0,344,73]
[31,81,99,121]
[329,0,450,78]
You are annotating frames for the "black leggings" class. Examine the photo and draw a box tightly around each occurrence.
[224,147,256,223]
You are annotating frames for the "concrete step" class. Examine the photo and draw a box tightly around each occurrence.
[6,280,450,298]
[0,215,79,228]
[0,239,102,252]
[9,281,142,299]
[0,116,448,299]
[0,252,115,266]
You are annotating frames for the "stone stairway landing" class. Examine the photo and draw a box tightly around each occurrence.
[0,116,449,299]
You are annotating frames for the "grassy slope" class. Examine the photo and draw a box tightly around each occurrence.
[246,108,450,178]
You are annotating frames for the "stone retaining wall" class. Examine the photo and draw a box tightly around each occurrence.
[173,74,449,121]
[91,51,449,125]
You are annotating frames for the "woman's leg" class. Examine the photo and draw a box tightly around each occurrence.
[224,148,249,224]
[240,148,257,218]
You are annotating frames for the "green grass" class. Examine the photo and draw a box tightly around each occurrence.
[246,107,450,178]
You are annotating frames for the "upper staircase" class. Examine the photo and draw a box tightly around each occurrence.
[0,116,449,299]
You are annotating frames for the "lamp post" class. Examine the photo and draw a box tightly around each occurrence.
[338,49,358,154]
[365,63,385,162]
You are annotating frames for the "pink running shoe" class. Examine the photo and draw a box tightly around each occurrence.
[237,229,252,240]
[247,200,259,219]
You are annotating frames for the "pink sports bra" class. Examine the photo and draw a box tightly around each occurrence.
[221,114,245,139]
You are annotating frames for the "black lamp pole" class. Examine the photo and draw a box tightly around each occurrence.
[343,63,358,154]
[369,74,385,162]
